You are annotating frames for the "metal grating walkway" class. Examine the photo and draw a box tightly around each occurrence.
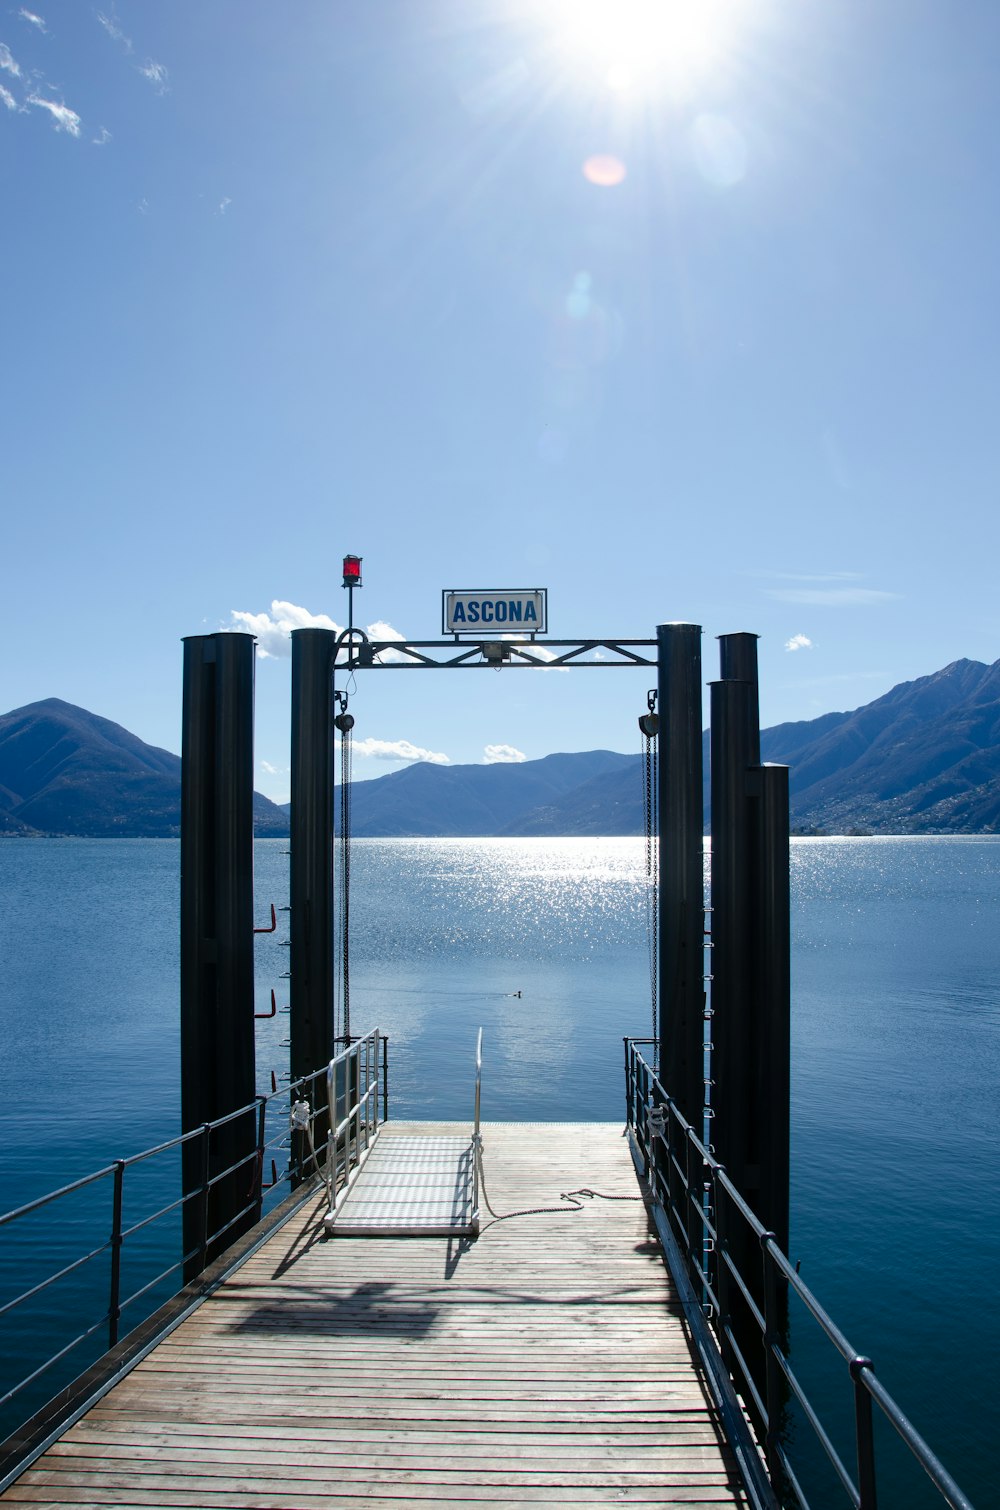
[326,1127,478,1236]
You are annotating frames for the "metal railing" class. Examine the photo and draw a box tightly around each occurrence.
[625,1039,973,1510]
[0,1031,388,1453]
[471,1025,483,1226]
[324,1030,385,1220]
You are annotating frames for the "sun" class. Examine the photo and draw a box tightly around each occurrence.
[549,0,737,93]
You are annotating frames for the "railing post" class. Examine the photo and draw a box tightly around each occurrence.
[640,1059,652,1180]
[684,1126,700,1283]
[713,1176,734,1378]
[851,1357,879,1510]
[108,1160,125,1350]
[313,1065,328,1172]
[623,1037,631,1131]
[325,1059,336,1203]
[651,1084,666,1204]
[761,1232,784,1486]
[372,1034,379,1129]
[198,1122,211,1273]
[663,1096,679,1241]
[330,1055,344,1193]
[635,1052,644,1151]
[254,1097,267,1215]
[637,1045,646,1153]
[348,1041,359,1172]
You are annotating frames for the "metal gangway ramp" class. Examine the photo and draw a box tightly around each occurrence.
[325,1128,478,1235]
[324,1029,482,1238]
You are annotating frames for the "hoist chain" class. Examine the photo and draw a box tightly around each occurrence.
[640,689,658,1041]
[335,696,354,1045]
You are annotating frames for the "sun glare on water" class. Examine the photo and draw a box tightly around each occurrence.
[549,0,740,93]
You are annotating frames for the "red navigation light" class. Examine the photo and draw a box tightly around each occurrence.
[342,554,363,589]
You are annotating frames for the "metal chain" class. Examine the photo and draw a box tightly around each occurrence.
[642,726,658,1039]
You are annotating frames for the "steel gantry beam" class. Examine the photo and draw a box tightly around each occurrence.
[334,637,659,671]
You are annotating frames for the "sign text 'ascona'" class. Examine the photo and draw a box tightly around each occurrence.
[443,589,548,637]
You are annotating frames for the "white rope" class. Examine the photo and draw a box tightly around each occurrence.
[475,1139,642,1230]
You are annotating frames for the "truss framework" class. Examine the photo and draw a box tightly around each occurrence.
[335,637,658,671]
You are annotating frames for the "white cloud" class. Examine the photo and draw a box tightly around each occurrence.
[766,588,898,606]
[226,601,409,661]
[532,647,569,672]
[218,196,232,214]
[367,619,405,643]
[484,744,527,764]
[0,43,21,76]
[785,634,813,653]
[364,619,412,664]
[138,59,168,90]
[0,83,15,110]
[229,600,340,657]
[19,10,46,31]
[97,12,131,50]
[353,738,450,766]
[92,126,112,145]
[500,637,569,671]
[28,93,80,134]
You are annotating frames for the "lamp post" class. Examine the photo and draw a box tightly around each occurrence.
[342,554,362,636]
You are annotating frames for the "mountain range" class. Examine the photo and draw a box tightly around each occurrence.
[761,656,1000,833]
[2,657,999,837]
[0,699,288,838]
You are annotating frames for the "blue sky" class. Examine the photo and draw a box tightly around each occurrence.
[3,0,999,801]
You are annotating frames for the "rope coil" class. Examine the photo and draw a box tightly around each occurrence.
[475,1139,642,1229]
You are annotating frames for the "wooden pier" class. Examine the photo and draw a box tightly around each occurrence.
[1,1124,759,1508]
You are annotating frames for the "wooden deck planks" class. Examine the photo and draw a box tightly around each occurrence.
[2,1123,754,1508]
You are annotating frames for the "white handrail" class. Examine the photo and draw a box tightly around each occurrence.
[471,1027,483,1224]
[325,1029,383,1215]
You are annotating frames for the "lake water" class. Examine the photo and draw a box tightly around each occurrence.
[1,835,997,1505]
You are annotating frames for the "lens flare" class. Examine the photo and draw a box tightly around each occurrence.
[583,153,627,187]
